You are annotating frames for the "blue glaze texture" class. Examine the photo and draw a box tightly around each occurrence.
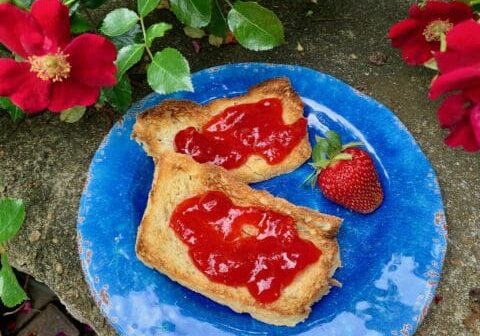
[77,63,447,336]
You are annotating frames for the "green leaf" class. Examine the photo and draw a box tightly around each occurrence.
[0,254,28,308]
[227,1,284,51]
[70,12,92,34]
[146,22,172,48]
[147,48,193,94]
[100,8,139,37]
[207,0,228,38]
[80,0,107,9]
[462,0,480,5]
[170,0,212,28]
[116,44,145,79]
[326,130,341,151]
[110,24,143,49]
[183,26,205,39]
[0,199,25,243]
[67,0,80,14]
[104,75,132,114]
[138,0,160,17]
[312,139,329,163]
[0,98,25,123]
[12,0,32,9]
[59,106,86,123]
[97,90,107,107]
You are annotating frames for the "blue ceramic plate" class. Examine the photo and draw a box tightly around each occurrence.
[78,63,446,336]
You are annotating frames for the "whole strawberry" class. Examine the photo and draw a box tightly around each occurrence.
[307,131,384,214]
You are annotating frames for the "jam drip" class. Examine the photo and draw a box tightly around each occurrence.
[174,98,307,170]
[170,191,321,303]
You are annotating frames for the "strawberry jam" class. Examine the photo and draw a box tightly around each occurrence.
[170,191,321,303]
[174,98,307,169]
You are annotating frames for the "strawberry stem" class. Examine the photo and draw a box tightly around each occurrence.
[331,153,353,163]
[302,169,320,188]
[342,141,363,150]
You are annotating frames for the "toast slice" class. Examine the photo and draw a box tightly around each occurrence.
[132,78,311,183]
[136,153,342,326]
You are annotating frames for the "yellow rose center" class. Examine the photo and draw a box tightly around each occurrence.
[28,51,71,82]
[423,20,453,42]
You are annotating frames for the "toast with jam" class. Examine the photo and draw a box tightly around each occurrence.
[132,78,311,183]
[135,152,341,326]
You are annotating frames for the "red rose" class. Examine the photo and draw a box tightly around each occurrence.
[388,1,472,65]
[0,0,117,114]
[429,20,480,103]
[437,93,480,152]
[428,20,480,152]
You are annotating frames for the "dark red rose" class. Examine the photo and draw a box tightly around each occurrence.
[430,20,480,104]
[388,1,472,65]
[428,19,480,152]
[0,0,117,114]
[436,93,480,152]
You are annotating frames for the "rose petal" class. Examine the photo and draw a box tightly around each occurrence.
[470,105,480,146]
[388,19,421,46]
[0,59,51,113]
[429,67,480,100]
[10,75,51,114]
[444,119,480,152]
[400,33,436,65]
[48,79,100,112]
[387,18,436,65]
[0,59,29,96]
[387,18,435,65]
[409,1,472,23]
[31,0,71,50]
[437,93,470,128]
[0,3,44,58]
[464,86,480,105]
[20,31,49,56]
[407,3,423,19]
[64,34,117,87]
[446,1,473,23]
[435,20,480,73]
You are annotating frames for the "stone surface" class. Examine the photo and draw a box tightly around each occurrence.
[0,0,479,335]
[18,304,79,336]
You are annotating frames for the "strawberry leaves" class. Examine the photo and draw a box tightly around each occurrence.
[305,131,362,187]
[315,131,361,163]
[312,131,358,167]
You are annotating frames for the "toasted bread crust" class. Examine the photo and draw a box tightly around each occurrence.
[132,78,312,183]
[136,153,341,326]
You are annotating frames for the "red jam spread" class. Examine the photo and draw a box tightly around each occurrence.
[174,98,307,170]
[170,191,321,303]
